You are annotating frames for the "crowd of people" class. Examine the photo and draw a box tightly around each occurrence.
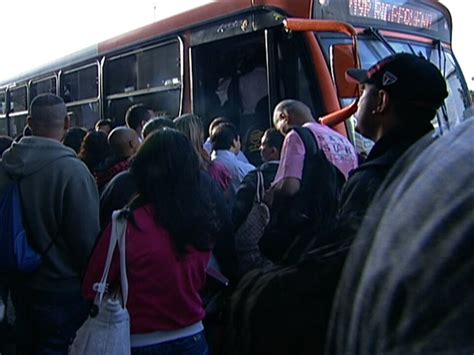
[0,53,472,355]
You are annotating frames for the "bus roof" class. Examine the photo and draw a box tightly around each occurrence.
[0,0,312,88]
[0,0,453,88]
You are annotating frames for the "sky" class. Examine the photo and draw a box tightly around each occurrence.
[0,0,472,89]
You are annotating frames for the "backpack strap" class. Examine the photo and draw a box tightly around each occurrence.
[255,170,265,204]
[15,177,56,257]
[292,126,320,192]
[293,126,319,155]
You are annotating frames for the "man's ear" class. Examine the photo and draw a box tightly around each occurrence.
[377,90,391,114]
[27,116,33,130]
[270,147,279,159]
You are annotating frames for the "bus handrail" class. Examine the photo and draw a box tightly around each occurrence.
[285,18,360,127]
[320,99,358,127]
[284,19,356,37]
[284,18,359,69]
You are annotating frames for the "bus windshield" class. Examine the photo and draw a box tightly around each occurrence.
[319,34,471,132]
[314,0,470,138]
[314,0,452,42]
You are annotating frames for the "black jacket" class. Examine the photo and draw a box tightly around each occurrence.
[336,123,434,240]
[231,161,279,229]
[328,119,474,354]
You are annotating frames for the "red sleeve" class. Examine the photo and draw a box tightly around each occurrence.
[208,162,232,191]
[82,222,121,300]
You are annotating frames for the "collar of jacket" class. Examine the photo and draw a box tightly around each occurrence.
[354,123,434,172]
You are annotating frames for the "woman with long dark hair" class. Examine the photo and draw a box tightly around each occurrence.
[83,129,217,354]
[174,114,231,192]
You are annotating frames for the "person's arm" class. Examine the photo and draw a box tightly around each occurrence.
[62,167,101,273]
[272,131,305,197]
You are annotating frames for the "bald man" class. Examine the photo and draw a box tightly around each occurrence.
[108,126,140,159]
[260,99,358,262]
[271,99,357,197]
[0,94,100,354]
[95,126,140,190]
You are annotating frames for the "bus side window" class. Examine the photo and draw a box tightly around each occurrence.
[0,91,8,136]
[31,76,57,102]
[105,41,182,126]
[8,86,28,138]
[60,64,100,129]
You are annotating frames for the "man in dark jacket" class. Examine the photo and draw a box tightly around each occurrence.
[336,53,449,240]
[328,118,473,354]
[232,128,283,229]
[0,94,100,354]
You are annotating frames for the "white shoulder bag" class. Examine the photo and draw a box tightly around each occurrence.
[70,210,131,355]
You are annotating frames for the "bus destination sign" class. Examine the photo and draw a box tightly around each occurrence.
[349,0,438,29]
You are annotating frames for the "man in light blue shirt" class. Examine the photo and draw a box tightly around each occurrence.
[204,117,250,163]
[210,122,255,194]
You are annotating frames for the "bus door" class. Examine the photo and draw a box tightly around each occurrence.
[191,22,270,166]
[190,11,356,165]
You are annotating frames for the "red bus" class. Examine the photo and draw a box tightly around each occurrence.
[0,0,470,163]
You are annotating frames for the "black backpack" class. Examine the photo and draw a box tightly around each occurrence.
[224,127,350,355]
[259,126,345,263]
[224,236,351,355]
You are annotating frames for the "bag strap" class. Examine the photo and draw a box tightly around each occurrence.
[292,126,322,193]
[116,211,129,307]
[2,173,57,257]
[96,210,128,307]
[255,170,265,204]
[293,126,319,154]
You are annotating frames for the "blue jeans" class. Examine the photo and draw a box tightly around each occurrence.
[10,285,88,355]
[131,330,209,355]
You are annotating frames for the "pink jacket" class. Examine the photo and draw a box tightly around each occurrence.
[83,205,210,334]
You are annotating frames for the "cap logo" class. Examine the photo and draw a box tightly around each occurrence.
[383,71,397,86]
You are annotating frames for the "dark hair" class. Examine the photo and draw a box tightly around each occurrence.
[125,104,153,130]
[208,116,230,136]
[14,125,32,142]
[23,125,32,136]
[142,117,175,138]
[95,118,113,130]
[78,131,111,172]
[62,127,88,154]
[130,129,215,255]
[0,135,13,156]
[210,122,238,151]
[264,128,284,152]
[29,94,67,131]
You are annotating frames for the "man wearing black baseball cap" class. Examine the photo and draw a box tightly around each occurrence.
[300,54,449,353]
[336,53,448,240]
